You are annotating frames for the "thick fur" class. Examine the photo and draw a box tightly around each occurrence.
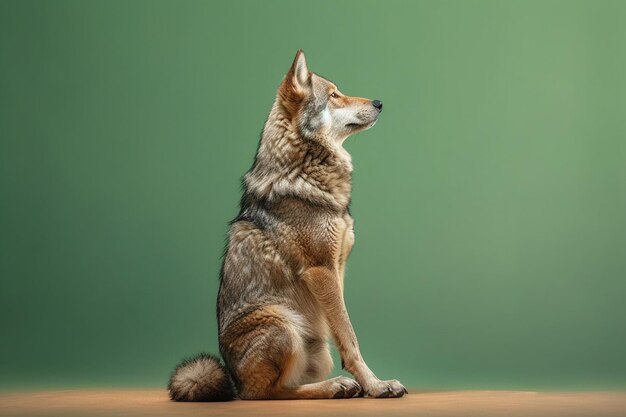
[169,50,406,401]
[168,353,234,401]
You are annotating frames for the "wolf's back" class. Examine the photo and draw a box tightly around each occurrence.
[168,353,235,401]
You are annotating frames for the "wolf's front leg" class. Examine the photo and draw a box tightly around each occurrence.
[302,267,407,398]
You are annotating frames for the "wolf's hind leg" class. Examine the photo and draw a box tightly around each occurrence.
[226,305,360,400]
[273,376,362,399]
[228,305,309,400]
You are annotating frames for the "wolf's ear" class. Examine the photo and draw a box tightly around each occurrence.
[288,49,310,90]
[278,50,310,113]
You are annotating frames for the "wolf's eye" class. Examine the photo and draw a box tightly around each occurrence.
[330,92,339,99]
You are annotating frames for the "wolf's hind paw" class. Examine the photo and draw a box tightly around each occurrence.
[331,376,363,398]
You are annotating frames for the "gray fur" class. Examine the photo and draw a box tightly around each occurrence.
[168,353,234,401]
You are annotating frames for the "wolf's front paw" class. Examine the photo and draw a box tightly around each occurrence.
[363,379,407,398]
[330,376,363,398]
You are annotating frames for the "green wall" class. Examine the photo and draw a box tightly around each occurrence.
[1,0,625,390]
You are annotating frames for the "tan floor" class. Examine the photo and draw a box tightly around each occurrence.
[1,389,625,417]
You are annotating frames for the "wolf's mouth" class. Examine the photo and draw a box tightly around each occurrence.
[346,122,367,128]
[346,119,376,129]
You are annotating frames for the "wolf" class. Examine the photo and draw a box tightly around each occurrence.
[168,50,406,401]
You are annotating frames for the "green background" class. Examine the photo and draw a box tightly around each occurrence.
[1,0,625,390]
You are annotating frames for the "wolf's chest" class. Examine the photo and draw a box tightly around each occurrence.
[292,212,354,269]
[332,215,354,267]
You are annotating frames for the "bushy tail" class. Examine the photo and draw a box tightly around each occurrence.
[168,353,235,402]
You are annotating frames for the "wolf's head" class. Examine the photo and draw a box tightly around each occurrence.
[277,50,382,145]
[246,50,377,208]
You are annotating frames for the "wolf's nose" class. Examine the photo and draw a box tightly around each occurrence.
[372,100,383,111]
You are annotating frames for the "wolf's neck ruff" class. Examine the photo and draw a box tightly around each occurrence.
[244,100,353,211]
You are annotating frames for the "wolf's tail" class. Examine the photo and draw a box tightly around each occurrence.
[168,353,235,402]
